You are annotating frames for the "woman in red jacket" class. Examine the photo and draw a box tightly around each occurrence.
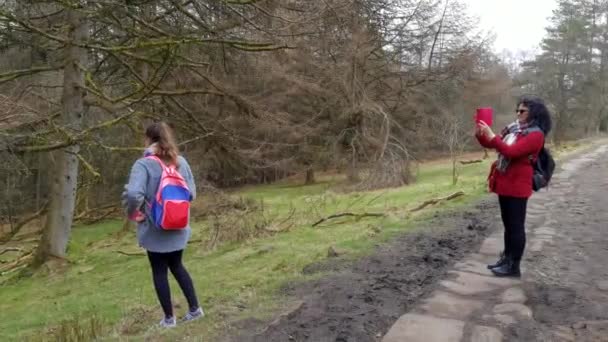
[476,96,552,277]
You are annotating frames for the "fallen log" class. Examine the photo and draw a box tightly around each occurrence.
[409,191,465,212]
[312,212,385,227]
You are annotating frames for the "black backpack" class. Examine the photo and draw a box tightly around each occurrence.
[525,127,555,191]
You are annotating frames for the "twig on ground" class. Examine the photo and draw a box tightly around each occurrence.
[459,159,483,165]
[409,191,465,212]
[312,212,385,227]
[116,250,145,256]
[265,207,296,232]
[366,191,388,206]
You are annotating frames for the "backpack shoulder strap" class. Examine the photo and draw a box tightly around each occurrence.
[525,126,547,149]
[523,126,544,135]
[523,126,546,163]
[145,155,162,163]
[145,155,175,170]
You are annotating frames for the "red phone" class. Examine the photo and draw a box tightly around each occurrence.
[475,107,493,126]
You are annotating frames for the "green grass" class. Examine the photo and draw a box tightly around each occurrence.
[0,142,591,341]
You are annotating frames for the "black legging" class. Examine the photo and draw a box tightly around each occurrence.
[147,250,199,318]
[498,196,528,261]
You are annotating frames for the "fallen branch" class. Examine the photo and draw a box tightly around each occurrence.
[116,250,145,257]
[265,208,296,233]
[80,208,121,225]
[0,202,48,243]
[0,251,33,274]
[1,263,28,277]
[15,236,41,243]
[264,222,294,233]
[90,242,115,249]
[117,218,132,236]
[459,159,483,165]
[0,247,23,256]
[409,191,465,212]
[312,212,385,227]
[74,203,120,221]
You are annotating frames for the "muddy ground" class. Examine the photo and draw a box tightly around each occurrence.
[227,199,501,342]
[228,144,608,342]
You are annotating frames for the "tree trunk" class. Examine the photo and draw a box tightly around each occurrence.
[135,3,155,82]
[553,114,568,146]
[305,168,316,185]
[5,174,14,232]
[33,7,87,265]
[35,156,42,211]
[452,155,458,185]
[347,157,360,183]
[428,0,449,71]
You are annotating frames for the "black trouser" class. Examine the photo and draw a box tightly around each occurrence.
[498,196,528,261]
[147,250,199,318]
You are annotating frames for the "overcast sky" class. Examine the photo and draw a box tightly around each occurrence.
[464,0,558,54]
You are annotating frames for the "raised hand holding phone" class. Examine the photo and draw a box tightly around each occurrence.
[477,120,496,139]
[475,107,493,127]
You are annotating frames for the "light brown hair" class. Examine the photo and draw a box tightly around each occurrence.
[145,122,179,165]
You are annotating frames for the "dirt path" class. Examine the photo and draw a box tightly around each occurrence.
[227,143,608,342]
[520,145,608,341]
[380,144,608,342]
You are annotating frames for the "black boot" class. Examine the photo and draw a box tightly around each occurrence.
[487,252,507,270]
[491,257,521,278]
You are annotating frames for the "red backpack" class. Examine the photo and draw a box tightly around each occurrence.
[146,156,192,230]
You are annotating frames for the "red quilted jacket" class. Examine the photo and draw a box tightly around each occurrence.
[476,130,544,198]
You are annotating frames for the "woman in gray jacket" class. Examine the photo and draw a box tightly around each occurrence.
[123,122,203,328]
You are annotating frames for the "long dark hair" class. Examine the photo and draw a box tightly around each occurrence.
[145,122,179,165]
[518,95,552,135]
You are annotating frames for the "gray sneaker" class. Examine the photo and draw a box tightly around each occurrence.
[180,307,205,323]
[159,316,177,328]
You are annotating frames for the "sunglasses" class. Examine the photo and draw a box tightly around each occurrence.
[516,109,528,114]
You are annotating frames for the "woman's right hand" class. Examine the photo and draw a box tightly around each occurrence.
[478,121,496,140]
[130,210,145,222]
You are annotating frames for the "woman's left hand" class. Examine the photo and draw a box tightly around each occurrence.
[477,121,496,140]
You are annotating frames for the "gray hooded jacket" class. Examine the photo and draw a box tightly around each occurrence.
[123,155,196,253]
